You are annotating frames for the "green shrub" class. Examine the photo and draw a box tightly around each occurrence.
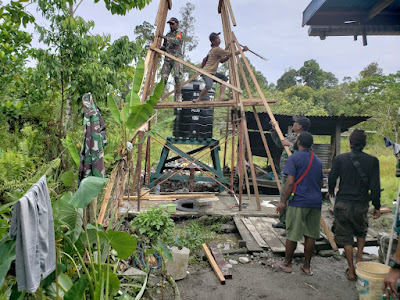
[130,207,175,243]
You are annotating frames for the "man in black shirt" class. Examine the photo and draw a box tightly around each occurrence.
[329,129,381,281]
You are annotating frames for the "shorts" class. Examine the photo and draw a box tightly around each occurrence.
[202,73,228,90]
[333,201,368,246]
[286,206,321,242]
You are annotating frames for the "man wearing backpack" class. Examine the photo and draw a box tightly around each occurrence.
[159,17,183,102]
[275,132,323,276]
[329,129,381,281]
[193,32,248,102]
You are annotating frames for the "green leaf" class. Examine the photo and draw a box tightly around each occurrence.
[65,133,80,168]
[64,276,88,300]
[54,192,83,243]
[0,239,15,287]
[107,94,121,125]
[107,230,137,259]
[121,103,130,124]
[126,90,141,107]
[132,59,144,94]
[61,170,75,188]
[68,176,108,209]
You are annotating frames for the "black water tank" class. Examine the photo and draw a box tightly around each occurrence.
[173,80,215,139]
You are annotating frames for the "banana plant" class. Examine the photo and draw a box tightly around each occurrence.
[107,58,170,150]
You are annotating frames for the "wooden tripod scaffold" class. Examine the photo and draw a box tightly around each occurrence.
[128,0,292,213]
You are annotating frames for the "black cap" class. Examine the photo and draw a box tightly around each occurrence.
[293,116,311,131]
[167,17,179,24]
[209,32,221,42]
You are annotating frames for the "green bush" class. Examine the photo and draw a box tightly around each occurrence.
[130,207,175,243]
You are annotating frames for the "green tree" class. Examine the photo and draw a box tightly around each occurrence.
[277,68,298,91]
[179,2,198,59]
[360,62,383,79]
[133,21,155,62]
[298,59,338,90]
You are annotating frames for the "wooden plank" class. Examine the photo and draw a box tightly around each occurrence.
[150,46,242,93]
[209,243,232,279]
[226,0,236,26]
[202,244,226,285]
[155,98,276,109]
[259,217,305,255]
[241,217,268,248]
[123,193,216,201]
[233,216,263,252]
[249,217,285,252]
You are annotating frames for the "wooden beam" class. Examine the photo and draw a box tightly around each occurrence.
[209,244,232,279]
[154,98,276,109]
[320,216,338,251]
[367,0,393,21]
[150,46,242,93]
[167,0,172,10]
[202,244,226,285]
[226,0,236,26]
[123,193,216,201]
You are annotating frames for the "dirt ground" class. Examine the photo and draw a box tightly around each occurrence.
[176,253,360,300]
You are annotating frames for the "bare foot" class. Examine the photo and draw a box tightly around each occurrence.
[192,98,200,103]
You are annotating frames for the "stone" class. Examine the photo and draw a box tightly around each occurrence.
[165,246,190,280]
[226,264,233,269]
[123,267,147,276]
[229,259,239,265]
[239,257,250,264]
[253,252,260,257]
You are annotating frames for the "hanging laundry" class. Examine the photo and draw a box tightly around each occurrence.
[384,137,400,155]
[78,93,107,184]
[10,176,56,292]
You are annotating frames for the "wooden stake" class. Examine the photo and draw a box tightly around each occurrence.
[226,0,237,26]
[97,166,118,224]
[202,243,226,285]
[222,107,230,169]
[252,106,281,191]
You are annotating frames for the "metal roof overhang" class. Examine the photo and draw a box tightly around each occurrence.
[302,0,400,41]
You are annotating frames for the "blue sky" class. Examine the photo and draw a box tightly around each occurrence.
[26,0,400,84]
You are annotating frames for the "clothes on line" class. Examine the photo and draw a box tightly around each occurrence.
[384,137,400,155]
[10,176,56,293]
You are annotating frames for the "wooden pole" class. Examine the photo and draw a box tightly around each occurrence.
[230,110,236,191]
[149,46,242,94]
[320,217,338,251]
[252,106,281,191]
[243,155,252,201]
[231,33,291,156]
[222,107,230,169]
[160,72,200,102]
[144,121,152,187]
[136,132,145,211]
[97,166,118,224]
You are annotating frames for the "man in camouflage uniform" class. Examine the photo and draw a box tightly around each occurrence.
[78,93,107,184]
[271,116,311,229]
[159,17,183,102]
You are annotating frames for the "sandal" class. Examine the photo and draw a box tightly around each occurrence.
[274,261,292,273]
[301,266,314,276]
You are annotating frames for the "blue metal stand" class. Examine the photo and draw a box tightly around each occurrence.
[150,136,227,192]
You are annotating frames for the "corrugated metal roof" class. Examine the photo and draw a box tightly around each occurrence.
[245,113,371,136]
[303,0,400,26]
